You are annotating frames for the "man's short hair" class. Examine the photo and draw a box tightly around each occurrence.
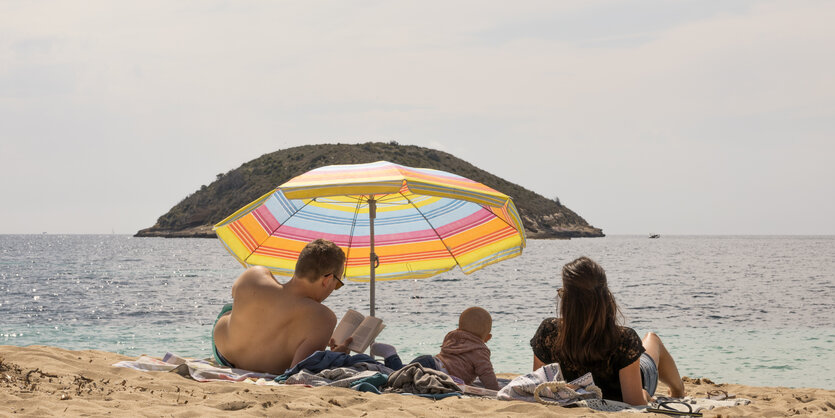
[295,239,346,282]
[458,306,492,339]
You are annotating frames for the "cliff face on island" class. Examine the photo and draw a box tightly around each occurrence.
[135,142,604,239]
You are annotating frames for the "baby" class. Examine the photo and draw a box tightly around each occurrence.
[372,306,499,390]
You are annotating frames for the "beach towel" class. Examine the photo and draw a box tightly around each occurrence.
[386,362,462,395]
[647,396,752,415]
[114,353,385,392]
[275,350,393,383]
[497,363,602,406]
[555,395,752,415]
[283,367,388,391]
[113,353,279,384]
[458,377,512,397]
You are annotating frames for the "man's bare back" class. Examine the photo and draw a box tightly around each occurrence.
[212,240,346,374]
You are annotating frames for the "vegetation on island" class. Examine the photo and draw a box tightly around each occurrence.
[135,142,604,239]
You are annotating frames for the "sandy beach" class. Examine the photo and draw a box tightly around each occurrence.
[1,345,833,417]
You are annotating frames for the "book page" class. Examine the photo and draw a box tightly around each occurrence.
[331,309,365,345]
[348,316,384,353]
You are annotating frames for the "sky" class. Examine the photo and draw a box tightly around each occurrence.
[1,1,833,235]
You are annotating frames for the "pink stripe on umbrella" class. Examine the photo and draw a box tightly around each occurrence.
[253,205,281,232]
[434,209,495,239]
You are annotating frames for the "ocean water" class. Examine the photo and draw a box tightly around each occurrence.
[1,234,833,390]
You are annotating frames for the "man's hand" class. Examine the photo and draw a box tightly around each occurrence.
[328,337,353,354]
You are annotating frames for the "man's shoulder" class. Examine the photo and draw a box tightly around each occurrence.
[288,299,337,346]
[295,297,337,322]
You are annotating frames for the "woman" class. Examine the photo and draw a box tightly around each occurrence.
[530,257,685,405]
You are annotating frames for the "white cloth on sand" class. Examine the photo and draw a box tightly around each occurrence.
[113,353,279,385]
[497,363,602,406]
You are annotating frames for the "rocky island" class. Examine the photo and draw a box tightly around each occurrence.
[135,142,604,239]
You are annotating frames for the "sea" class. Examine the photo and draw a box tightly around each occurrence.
[1,234,833,390]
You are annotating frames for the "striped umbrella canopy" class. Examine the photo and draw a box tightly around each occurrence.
[214,161,526,316]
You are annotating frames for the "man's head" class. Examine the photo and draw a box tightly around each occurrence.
[295,239,346,290]
[458,306,492,342]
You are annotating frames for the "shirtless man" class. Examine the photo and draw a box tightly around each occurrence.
[211,239,350,374]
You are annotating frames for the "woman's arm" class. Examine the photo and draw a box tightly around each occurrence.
[533,354,545,371]
[618,359,650,406]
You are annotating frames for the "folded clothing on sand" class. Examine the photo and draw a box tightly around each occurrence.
[283,367,389,392]
[497,363,602,406]
[275,350,393,383]
[387,363,462,395]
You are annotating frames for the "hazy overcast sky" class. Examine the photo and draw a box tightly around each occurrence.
[2,1,833,235]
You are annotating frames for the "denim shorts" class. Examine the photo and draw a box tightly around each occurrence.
[639,352,658,396]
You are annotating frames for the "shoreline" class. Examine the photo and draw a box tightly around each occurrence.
[2,345,834,417]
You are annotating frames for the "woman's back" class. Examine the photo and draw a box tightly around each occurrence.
[530,317,645,402]
[531,257,685,405]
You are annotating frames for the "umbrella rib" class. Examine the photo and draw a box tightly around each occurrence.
[343,195,365,274]
[479,203,516,231]
[244,195,315,266]
[480,202,527,248]
[399,192,462,268]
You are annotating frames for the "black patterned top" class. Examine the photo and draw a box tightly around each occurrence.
[530,317,645,401]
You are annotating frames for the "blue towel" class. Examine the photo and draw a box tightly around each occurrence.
[350,373,389,394]
[275,351,383,382]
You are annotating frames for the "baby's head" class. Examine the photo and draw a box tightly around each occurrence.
[458,307,492,342]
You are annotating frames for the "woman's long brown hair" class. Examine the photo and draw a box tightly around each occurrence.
[555,257,622,367]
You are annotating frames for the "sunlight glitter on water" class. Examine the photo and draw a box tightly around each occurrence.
[1,234,834,388]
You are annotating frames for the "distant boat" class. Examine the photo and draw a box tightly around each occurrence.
[649,233,660,239]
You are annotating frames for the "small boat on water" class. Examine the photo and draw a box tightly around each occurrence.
[649,233,660,239]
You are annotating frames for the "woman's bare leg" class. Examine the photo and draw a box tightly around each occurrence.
[643,332,685,398]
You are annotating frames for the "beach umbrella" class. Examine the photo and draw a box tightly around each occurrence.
[214,161,526,316]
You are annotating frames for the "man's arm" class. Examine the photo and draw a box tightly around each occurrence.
[289,306,337,367]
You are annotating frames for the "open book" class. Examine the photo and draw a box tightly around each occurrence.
[331,309,385,353]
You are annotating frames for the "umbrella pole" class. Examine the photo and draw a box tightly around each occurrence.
[369,198,377,317]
